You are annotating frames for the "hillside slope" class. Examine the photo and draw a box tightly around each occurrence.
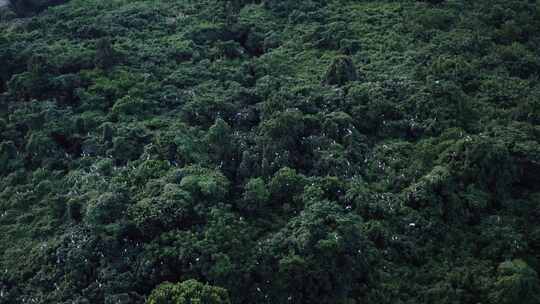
[1,0,540,303]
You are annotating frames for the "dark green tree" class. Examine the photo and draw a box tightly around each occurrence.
[95,37,117,69]
[489,259,540,304]
[322,55,358,86]
[258,200,374,303]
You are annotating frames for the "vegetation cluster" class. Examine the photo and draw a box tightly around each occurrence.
[1,0,540,303]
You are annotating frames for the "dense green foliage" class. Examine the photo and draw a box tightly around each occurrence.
[147,280,230,304]
[1,0,540,303]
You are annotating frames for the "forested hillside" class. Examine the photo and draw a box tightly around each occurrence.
[1,0,540,303]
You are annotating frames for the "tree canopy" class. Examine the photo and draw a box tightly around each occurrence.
[1,0,540,303]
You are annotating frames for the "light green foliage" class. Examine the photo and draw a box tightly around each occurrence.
[241,177,270,213]
[179,165,230,203]
[129,183,196,235]
[147,279,230,304]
